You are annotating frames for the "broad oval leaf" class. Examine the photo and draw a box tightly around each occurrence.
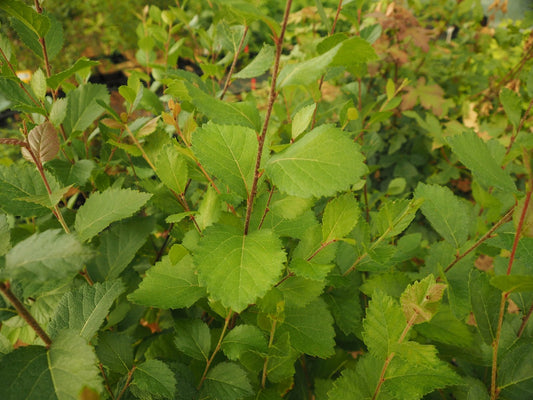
[21,122,60,165]
[201,362,253,400]
[266,124,367,198]
[194,225,286,312]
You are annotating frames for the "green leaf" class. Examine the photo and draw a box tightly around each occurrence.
[88,216,154,281]
[289,258,333,281]
[322,193,360,242]
[4,230,93,296]
[31,69,46,100]
[527,66,533,98]
[47,58,99,90]
[174,319,211,361]
[0,163,57,217]
[500,87,522,129]
[234,44,275,79]
[95,331,133,374]
[324,279,363,336]
[0,77,39,112]
[277,298,335,358]
[183,82,261,131]
[192,122,257,198]
[415,305,474,347]
[49,98,68,125]
[414,183,471,248]
[0,330,103,400]
[264,331,299,383]
[222,324,268,361]
[277,43,340,89]
[201,362,254,400]
[266,124,367,198]
[490,275,533,293]
[0,0,50,37]
[277,275,325,308]
[194,225,286,312]
[328,354,381,400]
[331,36,379,67]
[0,214,10,256]
[129,254,206,309]
[74,187,151,242]
[371,198,422,239]
[400,275,446,324]
[63,83,110,136]
[48,280,125,341]
[155,144,188,194]
[130,359,176,400]
[363,291,405,359]
[498,342,533,398]
[292,103,316,140]
[9,11,62,60]
[469,269,501,345]
[447,131,516,192]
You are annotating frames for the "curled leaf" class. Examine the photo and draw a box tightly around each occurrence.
[21,122,60,164]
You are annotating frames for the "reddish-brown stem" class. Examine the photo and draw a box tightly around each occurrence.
[220,26,249,100]
[0,282,52,348]
[306,240,337,262]
[116,365,136,400]
[505,97,533,156]
[517,301,533,338]
[257,187,275,230]
[443,207,514,274]
[243,0,293,235]
[98,363,115,399]
[507,191,531,275]
[0,47,42,109]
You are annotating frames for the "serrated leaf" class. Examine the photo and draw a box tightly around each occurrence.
[289,258,333,281]
[48,280,125,340]
[194,225,285,312]
[174,319,211,361]
[277,275,325,308]
[0,77,38,112]
[63,83,110,136]
[325,280,363,336]
[264,331,299,383]
[0,330,103,400]
[363,292,405,359]
[447,131,516,192]
[129,254,206,309]
[234,44,275,79]
[0,0,50,37]
[327,354,381,399]
[371,198,422,239]
[400,275,446,324]
[201,362,253,400]
[415,305,474,347]
[222,324,268,361]
[469,269,501,344]
[414,183,471,248]
[31,68,46,100]
[292,104,316,140]
[95,331,133,374]
[50,98,68,125]
[527,66,533,98]
[277,298,335,358]
[74,187,151,242]
[130,359,176,400]
[266,124,367,198]
[322,193,360,242]
[498,341,533,398]
[184,82,261,130]
[192,122,257,198]
[4,230,93,296]
[500,87,522,129]
[155,144,188,194]
[47,58,99,90]
[331,36,379,67]
[21,122,60,165]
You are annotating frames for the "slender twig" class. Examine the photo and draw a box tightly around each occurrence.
[0,282,52,348]
[98,363,116,400]
[257,186,275,230]
[0,47,42,109]
[115,365,136,400]
[198,310,233,390]
[124,124,156,170]
[306,240,337,262]
[244,0,293,235]
[505,97,533,157]
[220,26,249,100]
[443,207,514,274]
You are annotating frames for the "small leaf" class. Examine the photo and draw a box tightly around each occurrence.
[129,254,206,309]
[201,362,253,400]
[266,124,367,198]
[74,187,151,242]
[322,193,360,242]
[174,319,211,361]
[155,144,189,194]
[234,44,275,79]
[47,58,99,90]
[137,116,160,137]
[49,98,68,125]
[400,275,446,325]
[130,359,176,400]
[371,198,422,239]
[48,280,125,341]
[221,325,268,361]
[194,225,286,312]
[21,122,60,164]
[95,331,133,374]
[30,68,46,100]
[386,78,395,100]
[447,131,516,192]
[0,214,10,257]
[500,87,521,129]
[292,103,316,140]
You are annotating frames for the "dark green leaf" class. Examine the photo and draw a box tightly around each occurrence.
[201,362,254,400]
[1,0,50,37]
[490,275,533,293]
[63,83,110,136]
[498,342,533,399]
[500,88,522,129]
[469,269,501,344]
[222,324,268,361]
[95,331,133,374]
[322,193,360,242]
[174,319,211,361]
[130,359,176,400]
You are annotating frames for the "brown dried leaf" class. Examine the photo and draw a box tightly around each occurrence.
[21,122,60,165]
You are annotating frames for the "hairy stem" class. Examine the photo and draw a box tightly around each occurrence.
[220,26,249,100]
[0,282,52,348]
[243,0,293,235]
[198,310,233,390]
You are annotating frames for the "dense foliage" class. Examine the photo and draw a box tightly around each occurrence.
[0,0,533,399]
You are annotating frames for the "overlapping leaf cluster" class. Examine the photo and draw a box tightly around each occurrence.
[0,0,532,399]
